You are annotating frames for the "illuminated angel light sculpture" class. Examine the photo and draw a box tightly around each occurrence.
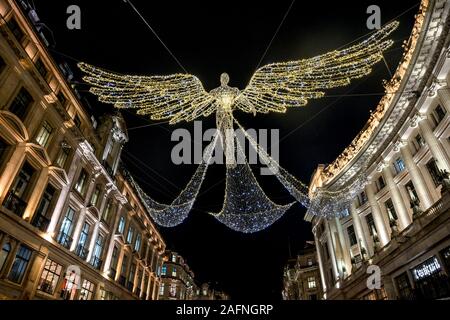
[79,22,398,233]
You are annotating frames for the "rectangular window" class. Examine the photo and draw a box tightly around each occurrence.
[8,18,24,42]
[126,226,134,244]
[37,259,63,295]
[159,283,165,296]
[55,144,70,168]
[3,162,35,216]
[79,279,95,300]
[134,233,141,252]
[34,58,48,79]
[172,267,177,277]
[90,187,100,207]
[127,263,136,291]
[35,121,53,147]
[74,169,88,196]
[57,91,67,107]
[432,104,446,126]
[385,199,398,221]
[8,245,32,283]
[119,254,128,286]
[395,272,413,299]
[57,207,75,249]
[365,213,377,236]
[74,114,81,129]
[307,276,316,289]
[110,245,119,279]
[405,180,419,202]
[358,191,368,206]
[169,283,177,297]
[76,222,90,259]
[102,200,113,224]
[32,184,55,231]
[426,159,441,187]
[117,216,126,234]
[347,225,357,246]
[8,87,34,120]
[413,133,425,153]
[393,157,406,175]
[161,266,167,276]
[376,175,386,191]
[91,235,104,270]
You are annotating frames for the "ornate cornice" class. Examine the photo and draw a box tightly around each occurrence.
[317,0,429,186]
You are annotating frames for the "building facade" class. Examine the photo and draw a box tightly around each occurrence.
[0,0,166,300]
[194,282,229,300]
[282,242,323,300]
[306,0,450,300]
[158,251,196,300]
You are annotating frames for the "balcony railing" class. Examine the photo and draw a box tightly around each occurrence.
[31,214,50,232]
[75,244,89,260]
[90,256,103,270]
[57,232,73,249]
[3,191,27,217]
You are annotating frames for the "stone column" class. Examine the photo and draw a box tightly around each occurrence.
[382,164,411,230]
[325,220,339,281]
[333,217,352,276]
[70,209,86,252]
[349,201,369,259]
[47,150,82,235]
[102,204,123,273]
[365,182,390,246]
[23,167,49,222]
[86,221,100,262]
[400,141,434,209]
[418,116,450,171]
[0,143,26,202]
[313,227,327,294]
[437,87,450,113]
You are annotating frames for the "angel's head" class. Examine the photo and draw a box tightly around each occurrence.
[220,73,230,86]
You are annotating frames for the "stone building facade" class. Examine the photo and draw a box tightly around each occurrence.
[306,0,450,300]
[0,0,166,300]
[158,251,196,300]
[282,242,323,300]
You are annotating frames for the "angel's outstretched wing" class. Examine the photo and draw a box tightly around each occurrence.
[236,21,399,114]
[78,63,215,124]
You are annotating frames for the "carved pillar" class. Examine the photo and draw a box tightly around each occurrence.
[399,141,434,209]
[47,150,82,235]
[0,143,26,202]
[313,225,327,294]
[382,164,411,230]
[20,246,49,299]
[324,220,339,281]
[418,115,450,171]
[333,217,352,275]
[365,182,390,246]
[86,221,100,262]
[102,203,123,273]
[350,201,369,259]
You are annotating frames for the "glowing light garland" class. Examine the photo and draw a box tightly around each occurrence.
[79,21,399,232]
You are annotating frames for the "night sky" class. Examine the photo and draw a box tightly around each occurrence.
[32,0,418,300]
